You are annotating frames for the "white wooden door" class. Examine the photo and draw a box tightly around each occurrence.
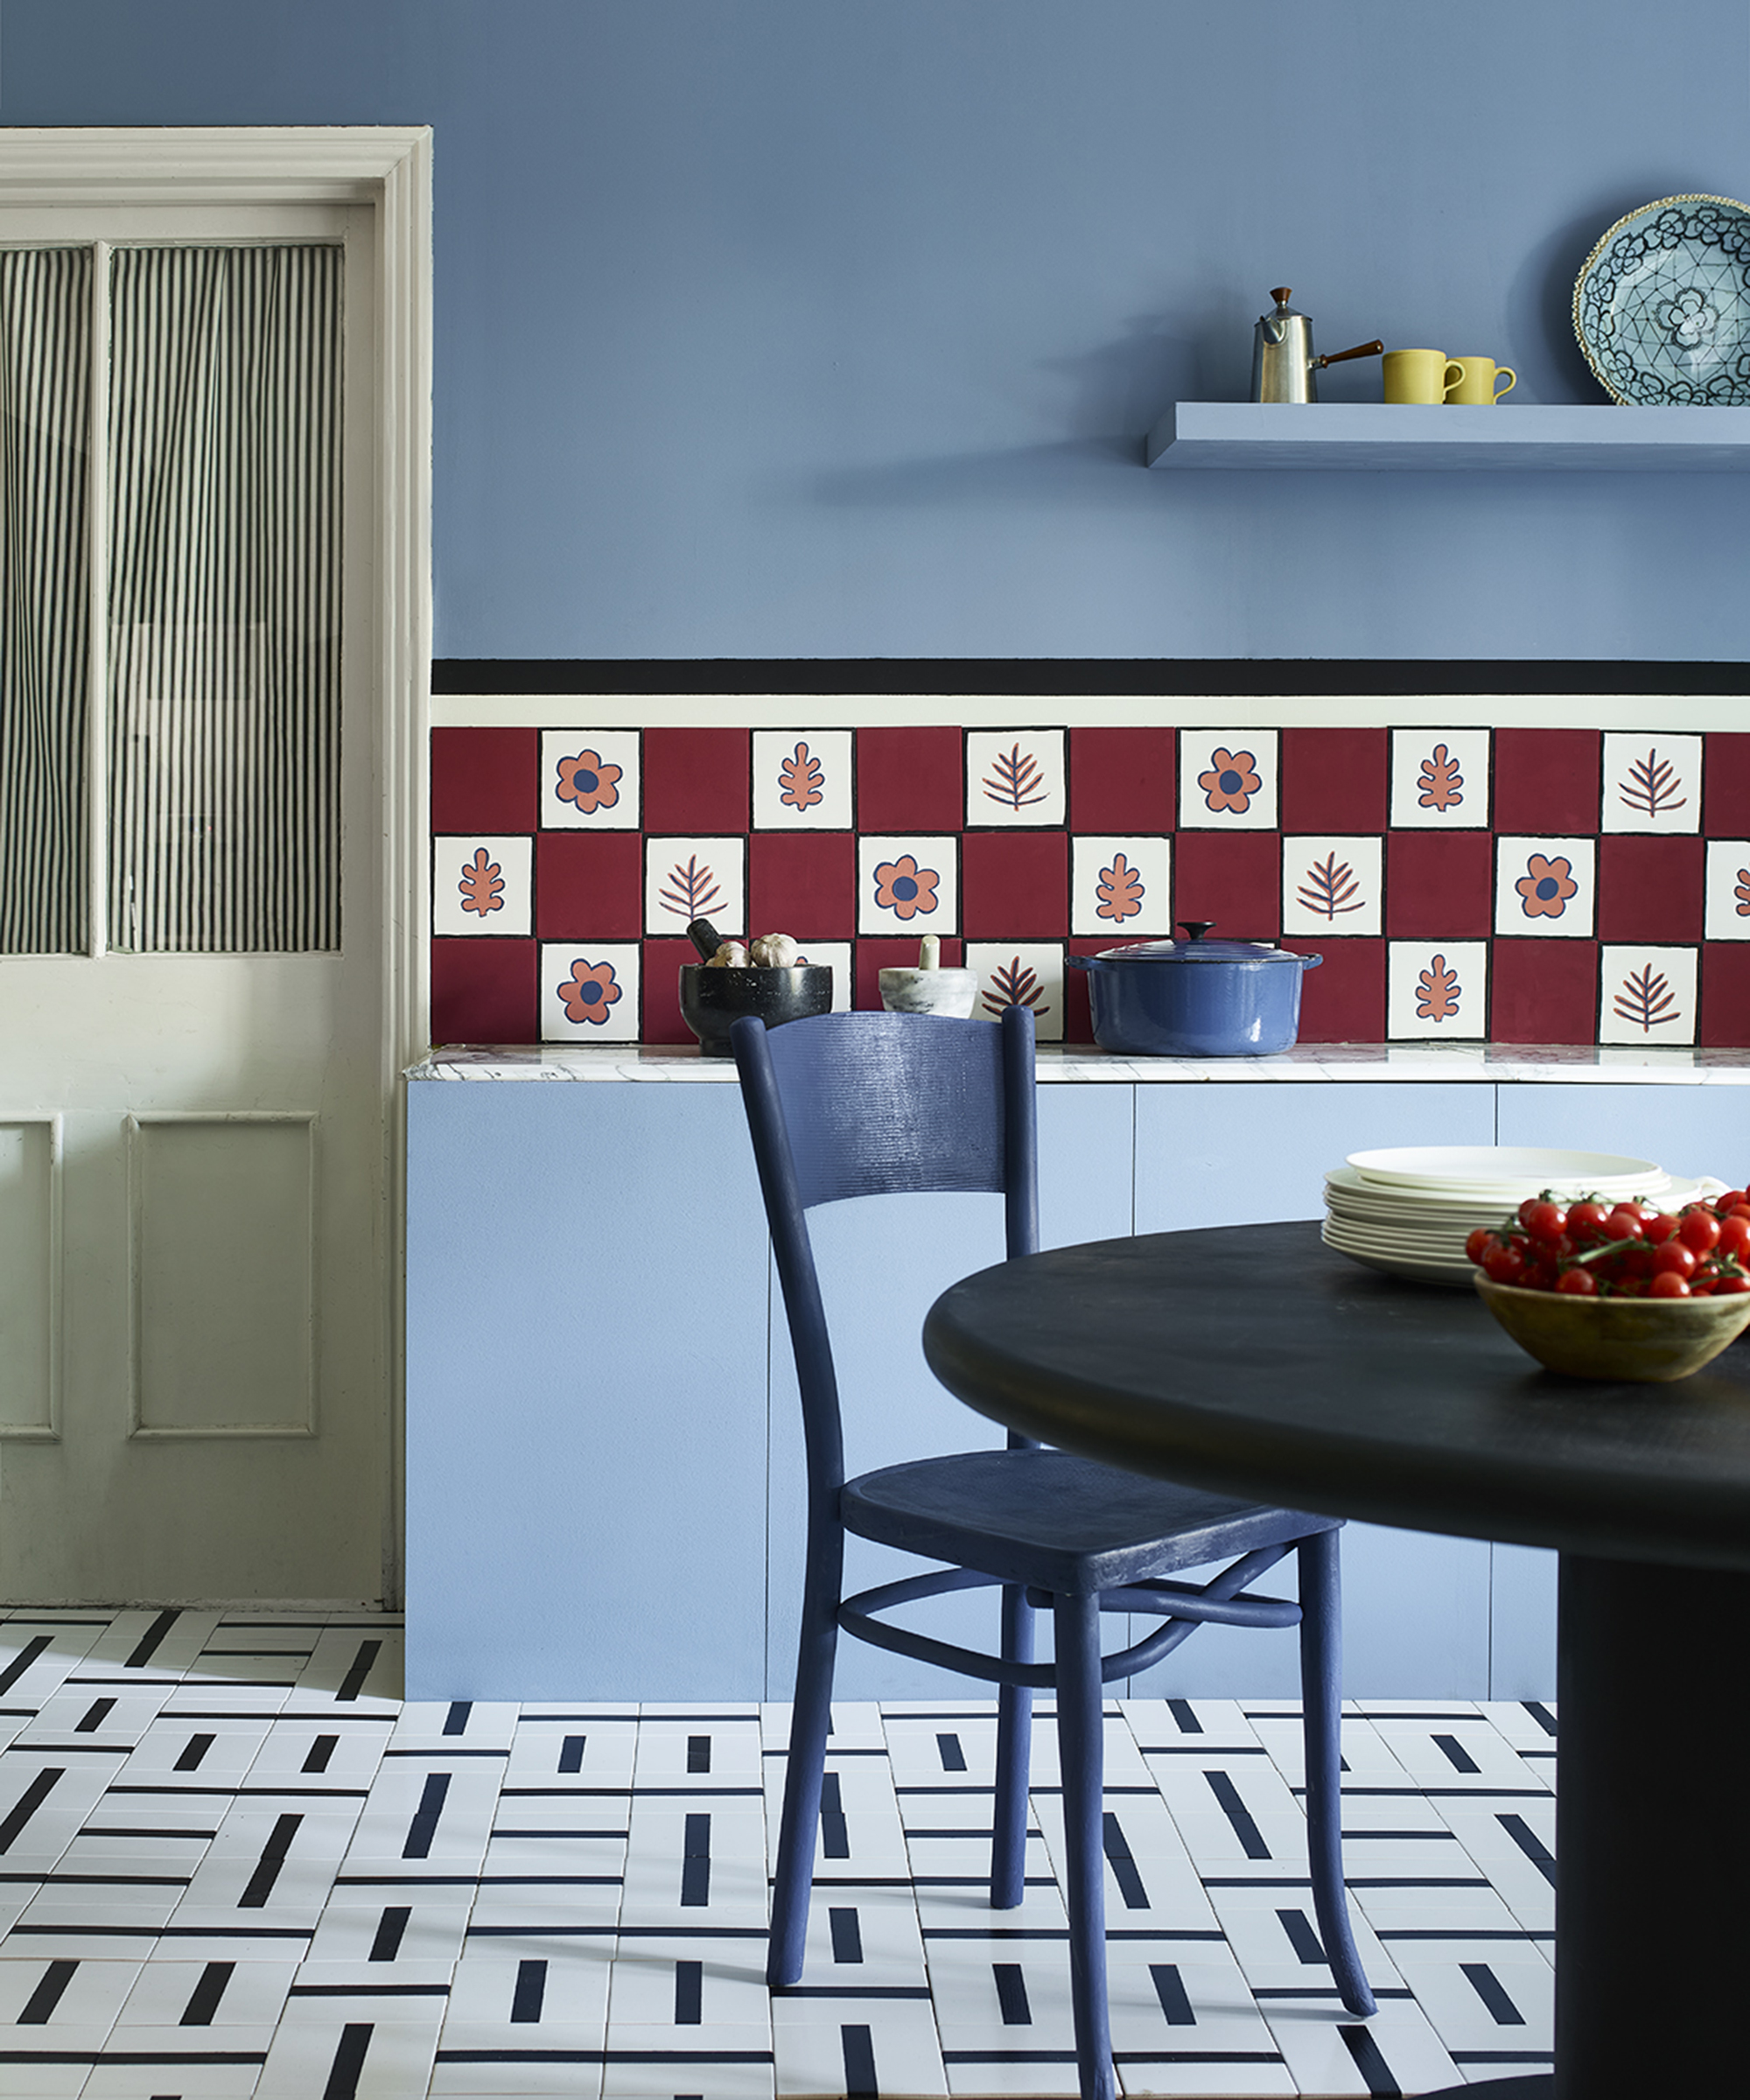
[0,200,389,1604]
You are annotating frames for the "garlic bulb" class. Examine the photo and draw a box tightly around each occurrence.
[704,941,749,969]
[750,932,800,969]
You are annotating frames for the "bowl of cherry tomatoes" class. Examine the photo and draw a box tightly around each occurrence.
[1468,1189,1750,1382]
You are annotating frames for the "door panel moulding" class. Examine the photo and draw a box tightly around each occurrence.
[0,1114,62,1442]
[0,130,432,1602]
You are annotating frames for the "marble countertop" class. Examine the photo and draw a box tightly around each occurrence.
[409,1042,1750,1085]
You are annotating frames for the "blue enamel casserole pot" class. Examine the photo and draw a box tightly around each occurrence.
[1068,920,1321,1056]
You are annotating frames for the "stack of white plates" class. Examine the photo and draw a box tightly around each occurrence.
[1322,1145,1713,1288]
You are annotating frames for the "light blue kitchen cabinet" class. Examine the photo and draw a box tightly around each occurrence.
[1494,1080,1750,1186]
[405,1081,771,1700]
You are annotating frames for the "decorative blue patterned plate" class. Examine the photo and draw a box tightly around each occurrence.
[1574,193,1750,403]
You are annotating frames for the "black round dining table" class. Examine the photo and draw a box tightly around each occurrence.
[922,1220,1750,2100]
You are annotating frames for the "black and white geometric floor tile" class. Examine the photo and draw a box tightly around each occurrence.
[0,1612,1558,2098]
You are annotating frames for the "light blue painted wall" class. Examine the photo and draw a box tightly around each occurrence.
[6,0,1748,661]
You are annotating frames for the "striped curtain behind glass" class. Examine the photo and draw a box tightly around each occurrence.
[107,245,342,952]
[0,248,92,955]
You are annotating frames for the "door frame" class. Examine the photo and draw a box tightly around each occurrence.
[0,129,433,1604]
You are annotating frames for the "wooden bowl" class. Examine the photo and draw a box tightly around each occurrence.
[1474,1272,1750,1382]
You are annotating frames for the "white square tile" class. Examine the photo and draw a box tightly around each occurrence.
[858,837,958,935]
[1494,836,1595,937]
[792,940,851,1011]
[1386,942,1489,1040]
[963,943,1065,1041]
[1281,836,1382,937]
[1704,839,1750,939]
[771,1990,947,2098]
[752,732,852,830]
[1598,944,1698,1046]
[540,729,640,830]
[644,837,746,937]
[540,942,640,1042]
[432,836,533,936]
[966,730,1067,827]
[1179,732,1278,830]
[1602,731,1701,832]
[1389,729,1491,829]
[1070,836,1172,937]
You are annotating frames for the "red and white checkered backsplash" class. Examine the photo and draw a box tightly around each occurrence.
[429,723,1750,1048]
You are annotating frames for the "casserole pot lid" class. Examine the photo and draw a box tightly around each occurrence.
[1089,921,1305,964]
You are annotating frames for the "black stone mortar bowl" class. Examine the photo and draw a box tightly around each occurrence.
[678,964,834,1056]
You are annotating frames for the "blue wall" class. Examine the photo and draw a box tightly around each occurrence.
[8,0,1748,662]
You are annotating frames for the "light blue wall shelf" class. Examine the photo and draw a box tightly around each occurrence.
[1146,401,1750,471]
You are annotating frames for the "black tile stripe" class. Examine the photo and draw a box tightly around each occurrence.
[1166,1698,1202,1733]
[1462,1961,1528,2025]
[179,1960,234,2026]
[19,1959,78,2024]
[1101,1811,1148,1909]
[303,1734,339,1774]
[0,1768,63,1852]
[402,1772,452,1858]
[830,1906,863,1964]
[679,1811,710,1906]
[1340,2021,1404,2096]
[674,1958,703,2024]
[1150,1962,1195,2025]
[511,1957,546,2023]
[993,1962,1031,2025]
[0,1639,52,1695]
[81,1825,216,1839]
[174,1734,215,1772]
[934,1732,967,1772]
[1498,1810,1558,1886]
[74,1698,116,1733]
[1204,1768,1270,1858]
[336,1642,382,1702]
[123,1611,181,1669]
[322,2021,374,2100]
[1432,1732,1482,1774]
[368,1906,410,1961]
[443,1701,472,1736]
[558,1735,585,1774]
[841,2022,878,2097]
[820,1770,849,1858]
[1522,1700,1558,1737]
[774,1984,934,1999]
[685,1734,710,1772]
[238,1812,302,1908]
[1278,1908,1327,1964]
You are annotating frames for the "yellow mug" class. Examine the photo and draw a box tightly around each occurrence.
[1382,348,1464,404]
[1446,355,1516,405]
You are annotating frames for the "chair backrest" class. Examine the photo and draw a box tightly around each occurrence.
[732,1006,1039,1497]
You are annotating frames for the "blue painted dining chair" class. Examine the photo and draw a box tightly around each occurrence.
[732,1004,1374,2100]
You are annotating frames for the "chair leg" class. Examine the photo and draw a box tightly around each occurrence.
[991,1581,1034,1908]
[767,1562,840,1990]
[1054,1590,1116,2100]
[1298,1529,1376,2019]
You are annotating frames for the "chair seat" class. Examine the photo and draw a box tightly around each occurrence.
[841,1446,1337,1597]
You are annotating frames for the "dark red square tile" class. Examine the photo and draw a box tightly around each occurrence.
[642,727,751,833]
[1704,732,1750,835]
[1063,937,1116,1044]
[640,936,696,1044]
[430,727,539,833]
[1490,939,1600,1044]
[430,937,537,1045]
[857,727,963,831]
[1596,836,1705,942]
[748,833,856,938]
[1493,728,1600,834]
[1279,728,1388,833]
[535,833,642,939]
[854,936,963,1011]
[1172,832,1280,940]
[1068,727,1174,832]
[961,833,1069,938]
[1385,832,1494,938]
[1278,937,1384,1043]
[1700,944,1750,1046]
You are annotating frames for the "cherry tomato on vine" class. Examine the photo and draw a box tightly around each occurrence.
[1641,1210,1678,1245]
[1653,1240,1698,1280]
[1522,1200,1567,1243]
[1680,1208,1722,1255]
[1556,1267,1598,1296]
[1466,1227,1496,1265]
[1567,1200,1609,1241]
[1482,1243,1525,1284]
[1719,1215,1750,1259]
[1713,1273,1750,1295]
[1649,1270,1691,1298]
[1604,1207,1644,1241]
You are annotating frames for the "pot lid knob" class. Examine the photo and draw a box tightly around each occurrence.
[1177,920,1215,942]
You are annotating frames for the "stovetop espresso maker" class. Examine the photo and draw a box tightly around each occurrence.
[1251,288,1382,402]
